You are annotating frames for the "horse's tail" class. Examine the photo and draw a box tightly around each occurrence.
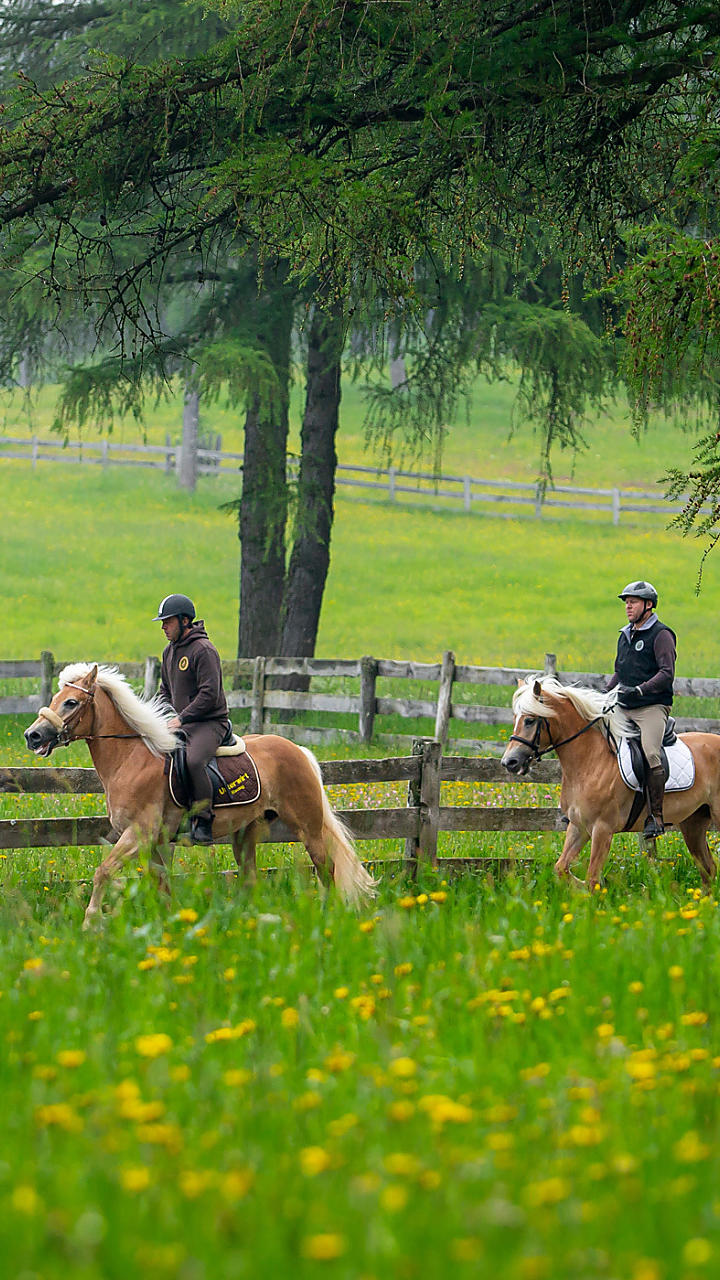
[299,747,379,907]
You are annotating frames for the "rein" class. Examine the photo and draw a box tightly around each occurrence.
[509,714,604,761]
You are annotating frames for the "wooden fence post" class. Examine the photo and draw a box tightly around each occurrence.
[544,652,557,677]
[404,737,442,871]
[359,656,378,743]
[249,656,266,734]
[40,651,54,705]
[143,656,161,700]
[434,650,455,745]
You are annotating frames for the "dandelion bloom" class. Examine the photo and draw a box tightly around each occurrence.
[120,1166,151,1192]
[135,1033,173,1058]
[56,1049,86,1069]
[281,1007,300,1029]
[300,1233,347,1260]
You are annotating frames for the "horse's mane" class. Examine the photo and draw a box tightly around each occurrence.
[512,674,638,741]
[58,663,178,756]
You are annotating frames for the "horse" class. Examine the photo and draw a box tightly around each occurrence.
[23,663,378,926]
[501,675,720,890]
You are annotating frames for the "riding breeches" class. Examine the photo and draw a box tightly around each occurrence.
[183,720,228,809]
[625,703,670,770]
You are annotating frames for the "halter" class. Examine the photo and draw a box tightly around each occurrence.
[509,712,604,761]
[37,682,140,745]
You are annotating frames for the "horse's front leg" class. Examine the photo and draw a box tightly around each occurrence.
[83,823,144,928]
[555,821,589,887]
[586,823,614,892]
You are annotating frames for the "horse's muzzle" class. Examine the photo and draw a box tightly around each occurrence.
[501,748,529,776]
[24,723,58,757]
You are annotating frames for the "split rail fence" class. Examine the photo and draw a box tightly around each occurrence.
[0,741,563,873]
[3,651,720,753]
[0,433,708,524]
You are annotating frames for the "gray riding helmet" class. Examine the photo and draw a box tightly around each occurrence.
[618,580,658,605]
[153,594,197,621]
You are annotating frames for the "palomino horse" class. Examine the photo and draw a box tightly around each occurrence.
[24,664,377,926]
[501,675,720,889]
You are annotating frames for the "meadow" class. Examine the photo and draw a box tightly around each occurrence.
[2,379,720,1278]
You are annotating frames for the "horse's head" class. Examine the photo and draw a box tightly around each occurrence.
[501,678,555,776]
[24,665,98,757]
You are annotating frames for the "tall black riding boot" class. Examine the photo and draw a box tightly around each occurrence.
[191,809,215,845]
[643,765,666,839]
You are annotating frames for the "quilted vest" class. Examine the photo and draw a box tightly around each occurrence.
[615,619,675,706]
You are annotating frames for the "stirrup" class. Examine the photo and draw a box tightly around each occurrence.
[643,814,665,839]
[191,813,215,845]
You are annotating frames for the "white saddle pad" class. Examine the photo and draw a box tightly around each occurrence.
[618,736,695,793]
[216,734,245,758]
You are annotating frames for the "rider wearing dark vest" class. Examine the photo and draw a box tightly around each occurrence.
[154,594,229,845]
[606,580,676,839]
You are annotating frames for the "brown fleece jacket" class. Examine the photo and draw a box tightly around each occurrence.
[158,621,228,725]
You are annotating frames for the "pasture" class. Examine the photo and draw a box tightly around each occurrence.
[2,384,720,1277]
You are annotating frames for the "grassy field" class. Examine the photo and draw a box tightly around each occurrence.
[1,861,719,1279]
[3,379,720,1277]
[0,369,713,487]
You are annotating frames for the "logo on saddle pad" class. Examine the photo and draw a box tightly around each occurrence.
[167,744,261,810]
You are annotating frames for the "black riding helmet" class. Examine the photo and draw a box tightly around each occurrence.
[153,593,196,623]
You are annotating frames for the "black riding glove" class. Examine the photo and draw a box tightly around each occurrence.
[616,684,643,708]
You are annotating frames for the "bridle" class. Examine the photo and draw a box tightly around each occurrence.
[37,682,140,745]
[509,711,604,762]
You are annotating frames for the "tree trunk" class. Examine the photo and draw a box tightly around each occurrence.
[280,300,344,660]
[179,380,199,491]
[237,294,293,658]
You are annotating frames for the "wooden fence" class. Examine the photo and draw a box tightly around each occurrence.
[0,433,706,524]
[0,741,563,872]
[3,651,720,752]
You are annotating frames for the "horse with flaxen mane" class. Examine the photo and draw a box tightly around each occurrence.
[24,664,377,927]
[502,675,720,890]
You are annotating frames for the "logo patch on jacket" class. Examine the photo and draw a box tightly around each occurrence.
[178,656,189,670]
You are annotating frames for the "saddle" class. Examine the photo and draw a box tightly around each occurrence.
[165,726,261,810]
[617,718,695,794]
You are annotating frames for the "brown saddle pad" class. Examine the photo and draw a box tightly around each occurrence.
[167,746,261,810]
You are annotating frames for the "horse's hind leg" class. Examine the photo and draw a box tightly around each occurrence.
[555,822,589,887]
[149,837,174,899]
[231,822,257,885]
[679,808,716,888]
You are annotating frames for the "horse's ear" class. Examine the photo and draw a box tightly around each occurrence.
[86,665,98,689]
[533,679,543,699]
[516,677,524,688]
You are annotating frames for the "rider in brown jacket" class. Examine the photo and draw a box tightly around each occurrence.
[154,594,229,843]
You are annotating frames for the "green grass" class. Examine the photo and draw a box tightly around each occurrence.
[1,457,720,674]
[0,370,711,488]
[1,864,719,1279]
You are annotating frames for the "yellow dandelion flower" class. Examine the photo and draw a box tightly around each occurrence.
[682,1238,712,1266]
[389,1057,417,1079]
[56,1049,86,1069]
[11,1185,41,1215]
[220,1168,254,1200]
[135,1033,172,1059]
[334,986,349,999]
[120,1166,151,1192]
[281,1007,300,1029]
[301,1234,347,1261]
[177,909,198,923]
[381,1184,408,1212]
[300,1146,332,1177]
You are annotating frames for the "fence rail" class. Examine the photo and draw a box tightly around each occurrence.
[3,651,720,750]
[0,744,563,871]
[0,433,704,524]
